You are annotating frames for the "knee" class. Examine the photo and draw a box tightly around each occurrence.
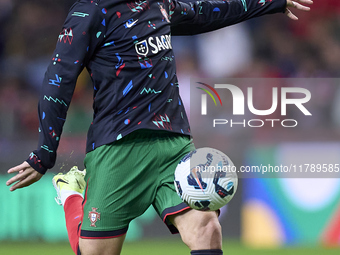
[79,239,102,255]
[78,236,125,255]
[179,211,222,250]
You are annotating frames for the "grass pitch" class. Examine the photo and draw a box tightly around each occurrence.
[0,239,339,255]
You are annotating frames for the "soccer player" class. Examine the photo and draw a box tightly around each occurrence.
[7,0,312,254]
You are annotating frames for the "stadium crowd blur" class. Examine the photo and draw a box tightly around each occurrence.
[0,0,340,172]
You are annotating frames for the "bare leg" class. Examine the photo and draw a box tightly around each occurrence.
[169,209,222,251]
[79,234,126,255]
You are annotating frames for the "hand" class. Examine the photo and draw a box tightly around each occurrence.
[286,0,313,20]
[6,161,43,191]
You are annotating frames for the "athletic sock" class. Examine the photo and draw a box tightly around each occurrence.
[64,194,83,254]
[190,249,223,255]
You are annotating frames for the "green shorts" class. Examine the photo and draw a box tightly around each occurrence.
[80,129,194,238]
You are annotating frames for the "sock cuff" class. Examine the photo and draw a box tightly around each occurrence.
[63,193,83,208]
[190,249,223,255]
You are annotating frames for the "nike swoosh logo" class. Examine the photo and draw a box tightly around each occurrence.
[126,19,138,28]
[76,179,82,189]
[56,179,69,185]
[192,167,205,194]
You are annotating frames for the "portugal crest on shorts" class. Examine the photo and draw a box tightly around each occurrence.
[88,207,101,227]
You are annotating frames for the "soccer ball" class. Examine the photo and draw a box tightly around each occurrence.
[174,147,237,211]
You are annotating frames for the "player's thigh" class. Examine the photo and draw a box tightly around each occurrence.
[168,209,222,250]
[79,234,126,255]
[152,133,194,233]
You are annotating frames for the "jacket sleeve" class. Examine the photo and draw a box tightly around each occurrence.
[26,1,106,174]
[170,0,286,35]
